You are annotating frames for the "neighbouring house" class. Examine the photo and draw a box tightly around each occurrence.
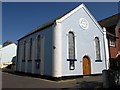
[99,13,120,59]
[0,45,2,49]
[16,4,109,79]
[0,42,17,68]
[3,40,13,47]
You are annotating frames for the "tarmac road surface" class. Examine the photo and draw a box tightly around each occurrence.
[2,71,103,89]
[2,72,76,88]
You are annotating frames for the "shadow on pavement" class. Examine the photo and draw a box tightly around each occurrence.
[2,68,41,78]
[75,81,103,88]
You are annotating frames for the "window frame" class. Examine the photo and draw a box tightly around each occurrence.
[35,60,40,69]
[94,37,102,62]
[69,61,75,70]
[68,31,75,59]
[67,31,77,70]
[29,38,32,60]
[37,35,41,60]
[109,38,116,47]
[23,41,26,61]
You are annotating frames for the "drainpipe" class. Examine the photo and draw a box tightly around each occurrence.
[103,27,110,70]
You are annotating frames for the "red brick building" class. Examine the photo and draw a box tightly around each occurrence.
[99,13,120,59]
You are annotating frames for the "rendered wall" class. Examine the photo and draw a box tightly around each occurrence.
[0,43,17,68]
[59,7,106,76]
[17,26,53,76]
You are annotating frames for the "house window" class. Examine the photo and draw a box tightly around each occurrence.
[67,31,77,70]
[95,37,101,61]
[29,38,32,60]
[109,38,116,47]
[37,35,41,60]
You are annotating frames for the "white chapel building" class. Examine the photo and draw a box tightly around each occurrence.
[16,4,109,79]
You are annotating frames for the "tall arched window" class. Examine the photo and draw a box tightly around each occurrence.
[68,31,76,70]
[37,35,41,60]
[35,35,41,69]
[68,32,75,59]
[29,38,32,60]
[95,37,101,60]
[23,41,26,61]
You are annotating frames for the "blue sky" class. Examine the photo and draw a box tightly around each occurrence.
[2,2,119,44]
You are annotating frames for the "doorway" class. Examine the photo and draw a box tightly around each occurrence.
[82,56,91,75]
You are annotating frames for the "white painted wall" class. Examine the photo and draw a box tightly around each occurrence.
[17,26,53,76]
[0,43,17,68]
[0,45,2,49]
[56,4,107,76]
[16,4,108,77]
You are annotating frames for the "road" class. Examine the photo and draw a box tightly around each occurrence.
[2,72,77,88]
[2,71,103,88]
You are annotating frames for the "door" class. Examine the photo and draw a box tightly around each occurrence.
[82,56,91,75]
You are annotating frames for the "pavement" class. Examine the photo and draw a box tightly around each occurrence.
[1,68,104,89]
[76,76,103,88]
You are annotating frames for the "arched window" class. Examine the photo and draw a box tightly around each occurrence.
[23,41,26,61]
[95,37,101,60]
[29,38,32,60]
[68,32,75,59]
[37,35,41,60]
[35,35,41,69]
[67,31,76,70]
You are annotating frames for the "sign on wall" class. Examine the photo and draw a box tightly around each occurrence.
[79,18,89,30]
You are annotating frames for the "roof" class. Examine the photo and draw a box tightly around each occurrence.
[98,13,120,38]
[18,21,54,41]
[98,13,120,27]
[106,31,116,38]
[0,43,17,50]
[26,21,54,37]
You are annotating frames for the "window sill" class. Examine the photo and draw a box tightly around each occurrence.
[35,59,41,62]
[22,60,25,62]
[28,60,32,62]
[67,59,77,61]
[70,68,75,70]
[95,60,102,62]
[109,45,116,48]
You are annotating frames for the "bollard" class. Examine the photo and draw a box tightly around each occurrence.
[102,69,110,88]
[102,69,116,88]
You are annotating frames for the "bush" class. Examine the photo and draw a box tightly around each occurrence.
[109,58,120,70]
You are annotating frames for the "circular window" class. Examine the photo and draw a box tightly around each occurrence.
[79,18,89,30]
